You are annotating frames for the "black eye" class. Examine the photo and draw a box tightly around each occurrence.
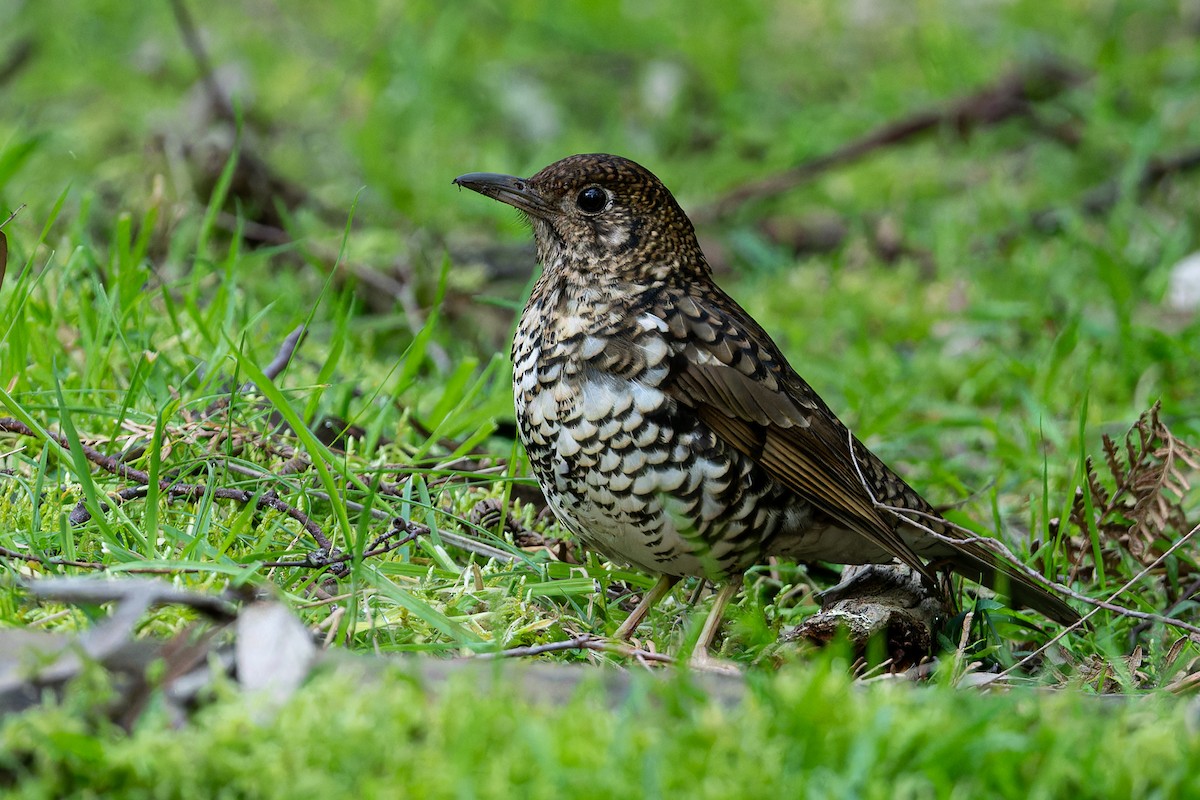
[576,186,609,214]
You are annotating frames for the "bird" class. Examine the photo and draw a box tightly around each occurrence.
[453,153,1080,657]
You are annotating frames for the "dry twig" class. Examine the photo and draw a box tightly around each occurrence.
[845,419,1200,641]
[695,59,1084,223]
[0,416,343,571]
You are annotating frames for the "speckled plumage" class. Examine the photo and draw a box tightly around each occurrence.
[455,154,1079,630]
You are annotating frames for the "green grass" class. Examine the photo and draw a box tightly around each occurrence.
[1,0,1199,794]
[3,656,1200,800]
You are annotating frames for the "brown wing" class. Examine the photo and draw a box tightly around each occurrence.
[658,287,1081,625]
[658,288,937,582]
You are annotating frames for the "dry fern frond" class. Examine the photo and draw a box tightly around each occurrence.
[1067,403,1200,582]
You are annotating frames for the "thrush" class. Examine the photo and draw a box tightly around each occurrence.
[454,154,1079,654]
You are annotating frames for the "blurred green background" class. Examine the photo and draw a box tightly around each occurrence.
[7,0,1199,228]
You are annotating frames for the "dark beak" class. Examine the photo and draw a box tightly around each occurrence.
[453,172,555,217]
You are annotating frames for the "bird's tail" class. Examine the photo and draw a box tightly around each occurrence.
[940,543,1081,627]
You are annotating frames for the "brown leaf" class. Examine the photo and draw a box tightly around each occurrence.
[1067,403,1200,582]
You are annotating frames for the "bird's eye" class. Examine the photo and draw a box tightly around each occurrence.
[575,186,609,214]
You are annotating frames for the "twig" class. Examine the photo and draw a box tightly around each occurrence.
[167,0,339,232]
[71,485,333,554]
[300,486,520,563]
[263,325,306,380]
[261,519,427,568]
[695,59,1084,222]
[992,522,1200,683]
[0,520,425,575]
[0,416,337,563]
[0,545,105,570]
[0,545,227,575]
[845,426,1200,639]
[167,0,233,122]
[883,503,1200,638]
[1,412,524,578]
[1130,575,1200,643]
[0,38,35,87]
[0,546,172,574]
[1,205,21,229]
[0,545,276,576]
[430,530,521,564]
[1028,147,1200,235]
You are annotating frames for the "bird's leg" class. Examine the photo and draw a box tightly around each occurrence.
[689,580,741,667]
[613,574,680,640]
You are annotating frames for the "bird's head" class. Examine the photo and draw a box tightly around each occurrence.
[454,153,707,282]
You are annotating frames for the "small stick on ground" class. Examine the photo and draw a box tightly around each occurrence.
[0,417,339,568]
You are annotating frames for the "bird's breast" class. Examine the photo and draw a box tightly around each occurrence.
[511,292,812,578]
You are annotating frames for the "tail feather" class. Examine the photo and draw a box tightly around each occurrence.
[945,546,1081,627]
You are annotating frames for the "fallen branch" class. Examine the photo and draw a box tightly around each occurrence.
[26,577,242,621]
[694,59,1085,222]
[167,0,231,123]
[167,0,340,232]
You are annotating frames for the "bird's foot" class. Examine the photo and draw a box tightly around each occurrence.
[612,574,680,640]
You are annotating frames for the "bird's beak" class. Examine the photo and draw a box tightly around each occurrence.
[453,172,555,217]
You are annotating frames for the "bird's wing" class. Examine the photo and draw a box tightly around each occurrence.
[654,287,1080,625]
[654,288,936,581]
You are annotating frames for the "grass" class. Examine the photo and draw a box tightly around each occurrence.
[0,0,1199,795]
[3,656,1200,799]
